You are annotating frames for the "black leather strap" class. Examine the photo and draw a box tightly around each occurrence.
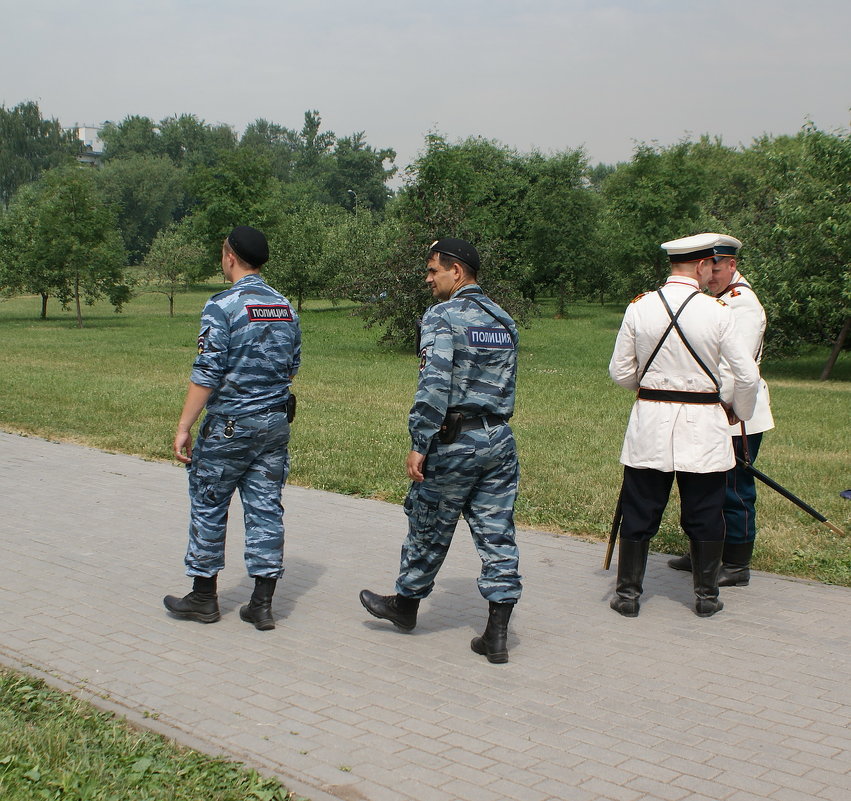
[637,388,720,404]
[459,414,507,431]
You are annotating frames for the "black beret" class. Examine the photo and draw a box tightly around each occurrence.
[429,237,480,274]
[227,225,269,268]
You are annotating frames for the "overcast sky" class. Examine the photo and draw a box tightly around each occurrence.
[2,0,849,179]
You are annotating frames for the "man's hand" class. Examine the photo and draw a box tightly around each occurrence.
[174,428,193,464]
[173,382,213,465]
[720,401,741,426]
[406,450,426,482]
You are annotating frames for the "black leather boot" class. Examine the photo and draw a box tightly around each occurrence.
[240,576,277,631]
[359,590,419,631]
[667,552,692,572]
[471,602,514,664]
[718,541,754,587]
[691,540,725,617]
[163,575,220,623]
[610,539,649,617]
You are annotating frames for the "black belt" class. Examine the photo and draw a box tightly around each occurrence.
[460,414,507,431]
[637,388,720,404]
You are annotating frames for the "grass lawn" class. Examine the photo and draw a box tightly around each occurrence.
[1,287,849,584]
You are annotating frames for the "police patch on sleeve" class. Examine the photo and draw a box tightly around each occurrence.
[245,304,294,322]
[466,327,513,349]
[197,327,210,354]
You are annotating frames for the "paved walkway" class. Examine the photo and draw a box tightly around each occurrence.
[0,431,849,801]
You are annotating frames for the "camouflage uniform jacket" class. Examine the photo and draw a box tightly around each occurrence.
[191,274,301,418]
[410,284,518,455]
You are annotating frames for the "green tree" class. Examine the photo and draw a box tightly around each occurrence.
[96,154,186,264]
[323,207,399,301]
[187,148,282,269]
[241,113,397,214]
[354,134,537,346]
[293,110,336,185]
[0,101,78,208]
[136,221,206,316]
[265,203,346,311]
[159,114,236,167]
[240,118,300,183]
[523,150,600,314]
[100,114,236,168]
[325,132,396,212]
[99,115,161,160]
[596,140,715,297]
[398,134,533,273]
[740,126,850,370]
[0,166,126,326]
[0,180,55,316]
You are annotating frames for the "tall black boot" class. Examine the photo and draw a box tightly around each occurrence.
[610,539,649,617]
[359,589,419,631]
[471,601,514,664]
[667,552,692,572]
[240,577,277,631]
[691,540,725,617]
[718,541,754,587]
[163,575,220,623]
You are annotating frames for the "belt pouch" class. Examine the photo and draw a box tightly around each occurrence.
[438,411,463,444]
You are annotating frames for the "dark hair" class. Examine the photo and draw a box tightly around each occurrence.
[430,250,476,277]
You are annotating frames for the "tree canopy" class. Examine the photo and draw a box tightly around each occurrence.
[0,101,847,372]
[0,101,78,208]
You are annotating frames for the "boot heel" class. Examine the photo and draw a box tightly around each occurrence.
[471,602,513,663]
[240,576,277,631]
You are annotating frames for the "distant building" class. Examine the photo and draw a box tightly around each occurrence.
[73,125,104,167]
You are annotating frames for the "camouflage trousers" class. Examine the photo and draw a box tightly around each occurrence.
[185,408,290,579]
[396,422,522,603]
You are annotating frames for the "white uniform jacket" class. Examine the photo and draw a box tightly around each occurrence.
[609,276,761,473]
[717,272,775,435]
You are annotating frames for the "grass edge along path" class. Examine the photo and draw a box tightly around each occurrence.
[0,665,304,801]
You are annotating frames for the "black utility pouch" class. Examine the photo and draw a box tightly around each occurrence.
[438,411,463,444]
[286,393,297,423]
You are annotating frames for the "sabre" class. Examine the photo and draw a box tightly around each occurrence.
[736,457,846,537]
[603,482,624,570]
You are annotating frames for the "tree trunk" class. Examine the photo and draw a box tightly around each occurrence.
[74,275,83,328]
[556,285,566,318]
[40,293,49,319]
[297,291,303,313]
[169,293,174,317]
[820,316,850,380]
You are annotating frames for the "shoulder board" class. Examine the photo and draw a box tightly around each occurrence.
[630,291,650,304]
[715,298,728,307]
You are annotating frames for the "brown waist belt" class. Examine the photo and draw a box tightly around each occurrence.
[637,388,720,404]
